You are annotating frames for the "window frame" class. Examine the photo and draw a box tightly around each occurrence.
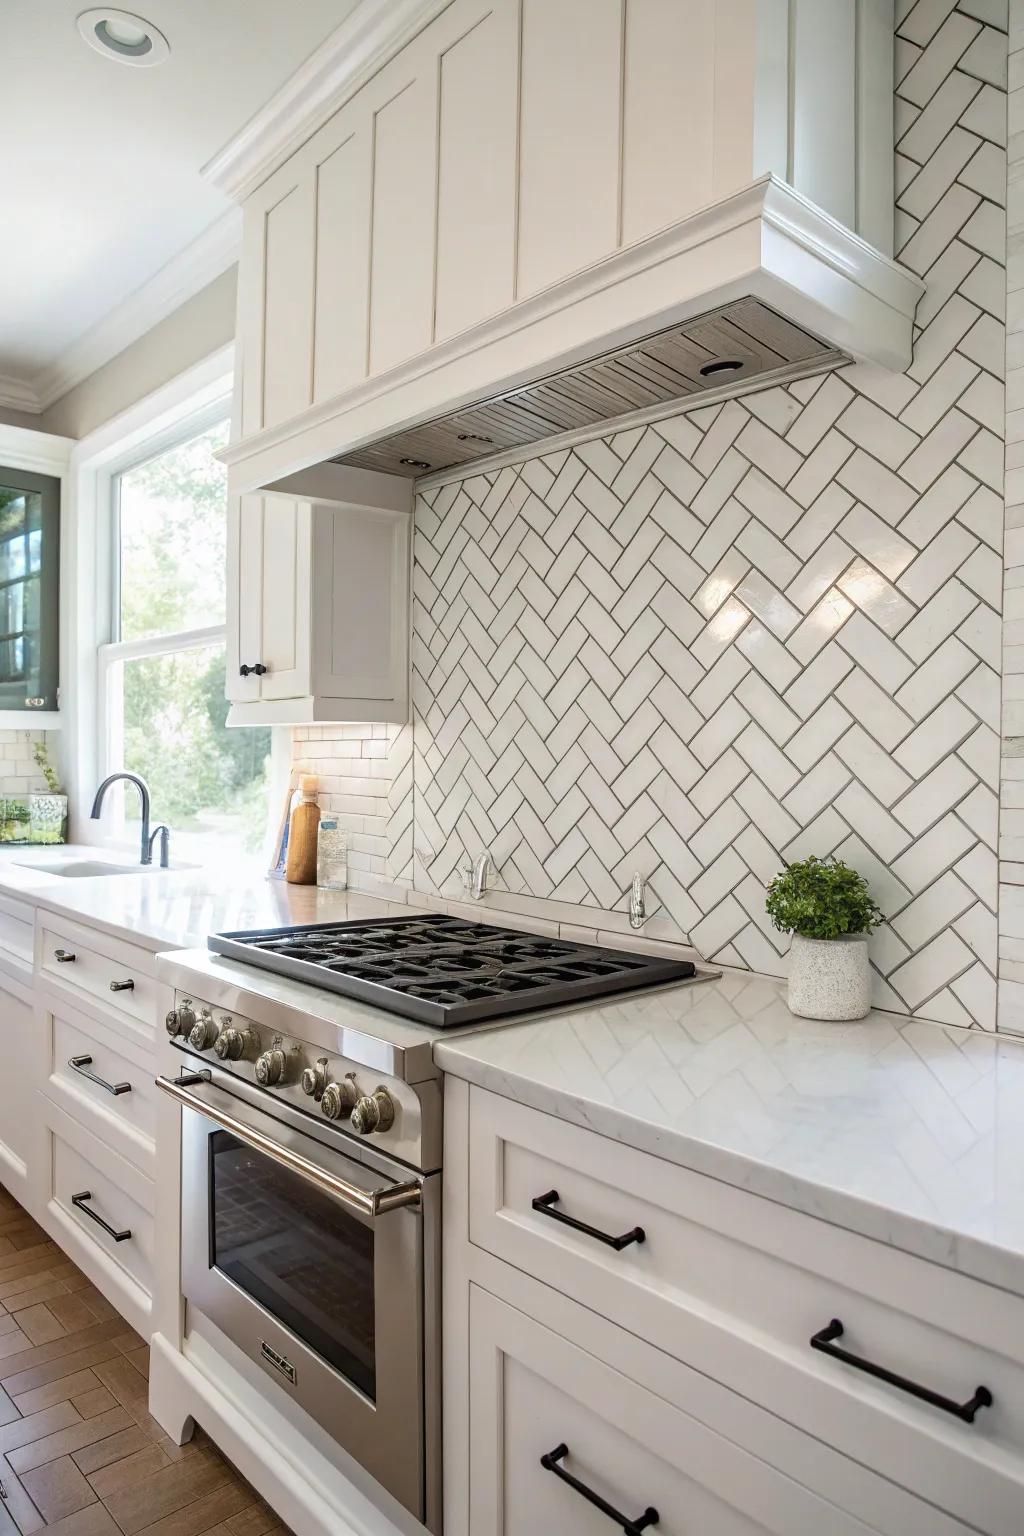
[95,400,233,838]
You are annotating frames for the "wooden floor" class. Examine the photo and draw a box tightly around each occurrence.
[0,1186,293,1536]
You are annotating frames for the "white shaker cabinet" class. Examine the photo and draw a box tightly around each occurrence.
[445,1079,1013,1536]
[226,490,412,726]
[468,1285,902,1536]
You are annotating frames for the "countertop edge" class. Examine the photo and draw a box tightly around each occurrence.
[433,1041,1024,1300]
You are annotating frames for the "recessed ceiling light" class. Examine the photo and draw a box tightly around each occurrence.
[77,9,170,67]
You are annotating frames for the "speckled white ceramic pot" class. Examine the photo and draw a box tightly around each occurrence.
[787,932,871,1021]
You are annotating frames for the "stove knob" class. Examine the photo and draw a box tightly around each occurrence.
[165,1000,196,1038]
[188,1010,221,1051]
[214,1026,254,1062]
[301,1058,329,1100]
[255,1047,287,1086]
[351,1087,396,1136]
[320,1076,358,1121]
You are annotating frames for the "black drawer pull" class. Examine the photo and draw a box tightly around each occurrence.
[69,1055,132,1097]
[532,1189,645,1251]
[71,1191,132,1243]
[239,662,268,677]
[109,979,135,993]
[54,948,76,963]
[810,1319,993,1423]
[541,1443,658,1534]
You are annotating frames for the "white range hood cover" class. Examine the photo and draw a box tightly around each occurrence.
[224,175,925,499]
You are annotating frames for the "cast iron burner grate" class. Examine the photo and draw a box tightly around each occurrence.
[208,913,697,1026]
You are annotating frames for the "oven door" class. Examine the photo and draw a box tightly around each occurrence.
[159,1067,433,1526]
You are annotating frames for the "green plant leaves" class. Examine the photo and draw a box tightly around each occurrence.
[765,855,883,940]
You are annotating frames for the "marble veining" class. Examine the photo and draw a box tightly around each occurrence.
[435,970,1024,1297]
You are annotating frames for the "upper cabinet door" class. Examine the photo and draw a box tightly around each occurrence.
[311,503,409,721]
[225,494,262,705]
[225,494,310,705]
[516,0,623,298]
[258,497,312,701]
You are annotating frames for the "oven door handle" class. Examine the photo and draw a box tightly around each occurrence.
[155,1074,421,1219]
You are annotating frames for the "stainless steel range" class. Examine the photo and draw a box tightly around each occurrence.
[159,919,711,1534]
[156,955,447,1533]
[208,911,698,1025]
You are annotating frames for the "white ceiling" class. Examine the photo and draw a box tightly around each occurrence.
[0,0,359,392]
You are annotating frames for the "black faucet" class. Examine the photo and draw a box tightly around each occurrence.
[90,772,164,867]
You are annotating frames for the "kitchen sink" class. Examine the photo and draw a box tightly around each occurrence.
[14,858,181,878]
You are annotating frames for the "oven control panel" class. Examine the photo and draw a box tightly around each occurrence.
[166,995,426,1163]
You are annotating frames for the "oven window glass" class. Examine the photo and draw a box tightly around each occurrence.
[209,1131,376,1400]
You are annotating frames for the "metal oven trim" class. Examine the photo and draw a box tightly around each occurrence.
[174,1064,439,1529]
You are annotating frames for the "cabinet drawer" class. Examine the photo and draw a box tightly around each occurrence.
[0,893,35,970]
[468,1283,971,1536]
[37,1100,154,1336]
[39,917,157,1037]
[468,1087,1024,1534]
[52,1131,153,1295]
[45,1006,156,1171]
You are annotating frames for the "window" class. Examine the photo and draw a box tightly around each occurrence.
[98,414,272,867]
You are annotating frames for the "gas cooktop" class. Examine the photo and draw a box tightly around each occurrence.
[208,913,701,1027]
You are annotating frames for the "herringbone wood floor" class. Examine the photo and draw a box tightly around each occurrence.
[0,1186,292,1536]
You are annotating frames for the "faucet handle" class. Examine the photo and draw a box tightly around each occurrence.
[148,824,171,869]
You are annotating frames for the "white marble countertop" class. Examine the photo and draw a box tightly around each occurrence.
[434,969,1024,1297]
[0,845,405,951]
[8,845,1024,1299]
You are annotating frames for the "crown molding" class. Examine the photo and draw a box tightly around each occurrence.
[27,208,242,414]
[201,0,453,202]
[0,373,43,414]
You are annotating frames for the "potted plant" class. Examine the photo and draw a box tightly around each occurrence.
[765,855,883,1021]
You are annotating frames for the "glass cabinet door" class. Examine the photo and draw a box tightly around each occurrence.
[0,467,59,713]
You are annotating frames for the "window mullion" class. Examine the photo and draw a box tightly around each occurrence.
[99,622,226,666]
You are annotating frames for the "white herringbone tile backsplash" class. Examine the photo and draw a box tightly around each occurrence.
[380,1,1009,1032]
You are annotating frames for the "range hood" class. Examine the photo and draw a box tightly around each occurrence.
[225,177,925,501]
[330,297,841,480]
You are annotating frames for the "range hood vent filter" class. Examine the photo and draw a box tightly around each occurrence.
[331,298,842,481]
